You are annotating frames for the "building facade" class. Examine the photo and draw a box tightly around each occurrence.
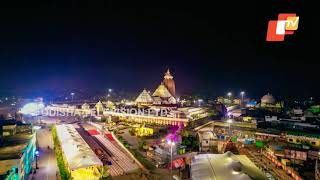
[0,120,36,180]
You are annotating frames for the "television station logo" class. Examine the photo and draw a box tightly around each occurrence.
[266,13,299,42]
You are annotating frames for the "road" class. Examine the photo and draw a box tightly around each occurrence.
[29,127,58,180]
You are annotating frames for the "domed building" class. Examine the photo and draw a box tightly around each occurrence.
[81,103,90,110]
[95,101,104,115]
[152,83,172,98]
[105,101,115,109]
[135,89,154,106]
[261,93,275,105]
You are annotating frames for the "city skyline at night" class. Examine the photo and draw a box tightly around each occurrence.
[1,1,319,180]
[0,1,317,99]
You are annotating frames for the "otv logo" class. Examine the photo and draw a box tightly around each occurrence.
[266,13,299,42]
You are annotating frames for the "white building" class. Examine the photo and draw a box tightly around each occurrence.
[55,124,103,179]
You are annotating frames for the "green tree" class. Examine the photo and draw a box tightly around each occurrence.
[52,126,71,180]
[98,166,110,179]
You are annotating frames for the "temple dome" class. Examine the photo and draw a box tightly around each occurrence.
[261,93,275,104]
[95,101,104,112]
[81,103,90,110]
[135,89,154,105]
[152,83,173,98]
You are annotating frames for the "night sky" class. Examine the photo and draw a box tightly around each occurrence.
[0,1,317,99]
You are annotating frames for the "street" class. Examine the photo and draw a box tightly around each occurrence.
[29,127,58,180]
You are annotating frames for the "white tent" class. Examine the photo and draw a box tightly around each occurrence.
[191,152,268,180]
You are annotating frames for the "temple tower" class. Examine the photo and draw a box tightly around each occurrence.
[163,69,176,96]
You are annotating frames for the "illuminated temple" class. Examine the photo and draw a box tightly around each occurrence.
[136,69,177,105]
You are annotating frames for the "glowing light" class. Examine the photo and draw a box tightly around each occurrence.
[20,102,44,116]
[232,171,240,175]
[167,140,175,146]
[33,126,41,130]
[227,119,233,123]
[240,91,245,96]
[227,92,232,97]
[35,150,40,156]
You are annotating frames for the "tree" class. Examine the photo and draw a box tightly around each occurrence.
[138,138,147,151]
[181,135,199,151]
[97,166,110,179]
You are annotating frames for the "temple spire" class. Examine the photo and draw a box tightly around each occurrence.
[164,68,173,79]
[166,69,170,75]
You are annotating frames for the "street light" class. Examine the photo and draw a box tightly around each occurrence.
[240,91,245,100]
[70,92,75,101]
[35,150,39,169]
[227,92,232,99]
[108,89,113,93]
[227,119,233,135]
[167,141,175,176]
[240,91,245,105]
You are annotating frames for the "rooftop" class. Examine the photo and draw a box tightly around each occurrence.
[55,124,102,170]
[0,133,34,160]
[191,152,268,180]
[0,119,17,126]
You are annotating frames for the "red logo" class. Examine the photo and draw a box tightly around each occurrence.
[266,13,299,42]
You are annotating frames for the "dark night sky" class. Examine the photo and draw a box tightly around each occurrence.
[0,1,317,99]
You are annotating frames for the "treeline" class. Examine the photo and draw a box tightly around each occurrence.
[52,126,71,180]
